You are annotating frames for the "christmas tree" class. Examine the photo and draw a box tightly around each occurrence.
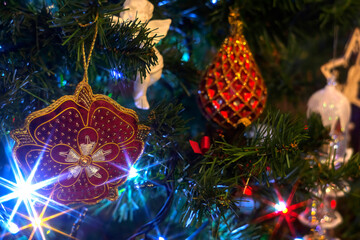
[1,0,360,239]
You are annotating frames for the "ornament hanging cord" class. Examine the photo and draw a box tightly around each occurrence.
[78,12,99,83]
[329,24,339,85]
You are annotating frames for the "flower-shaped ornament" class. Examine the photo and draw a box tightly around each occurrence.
[11,81,149,205]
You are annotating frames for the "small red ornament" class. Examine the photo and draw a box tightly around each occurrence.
[11,81,149,205]
[198,9,267,128]
[189,136,211,155]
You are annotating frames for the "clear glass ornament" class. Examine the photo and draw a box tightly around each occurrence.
[319,193,342,230]
[307,78,351,160]
[303,227,340,240]
[299,183,346,240]
[298,198,323,228]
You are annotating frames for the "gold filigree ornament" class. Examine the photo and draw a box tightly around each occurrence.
[198,8,267,129]
[11,13,149,205]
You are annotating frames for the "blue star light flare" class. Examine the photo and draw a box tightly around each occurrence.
[0,136,74,238]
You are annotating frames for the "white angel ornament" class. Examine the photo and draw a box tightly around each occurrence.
[115,0,171,109]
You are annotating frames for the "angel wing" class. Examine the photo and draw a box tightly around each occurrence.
[111,15,123,25]
[147,19,172,44]
[307,85,351,133]
[120,0,154,22]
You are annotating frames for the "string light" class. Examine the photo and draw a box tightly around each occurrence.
[0,203,19,234]
[0,137,77,239]
[181,52,190,62]
[128,166,139,179]
[0,142,58,225]
[275,201,288,214]
[253,183,307,238]
[110,69,124,79]
[6,221,19,234]
[158,1,169,6]
[1,199,78,240]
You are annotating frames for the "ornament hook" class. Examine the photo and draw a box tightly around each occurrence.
[229,8,243,35]
[78,12,99,83]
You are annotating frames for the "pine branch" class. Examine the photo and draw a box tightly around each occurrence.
[178,111,311,230]
[52,0,157,80]
[0,0,158,134]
